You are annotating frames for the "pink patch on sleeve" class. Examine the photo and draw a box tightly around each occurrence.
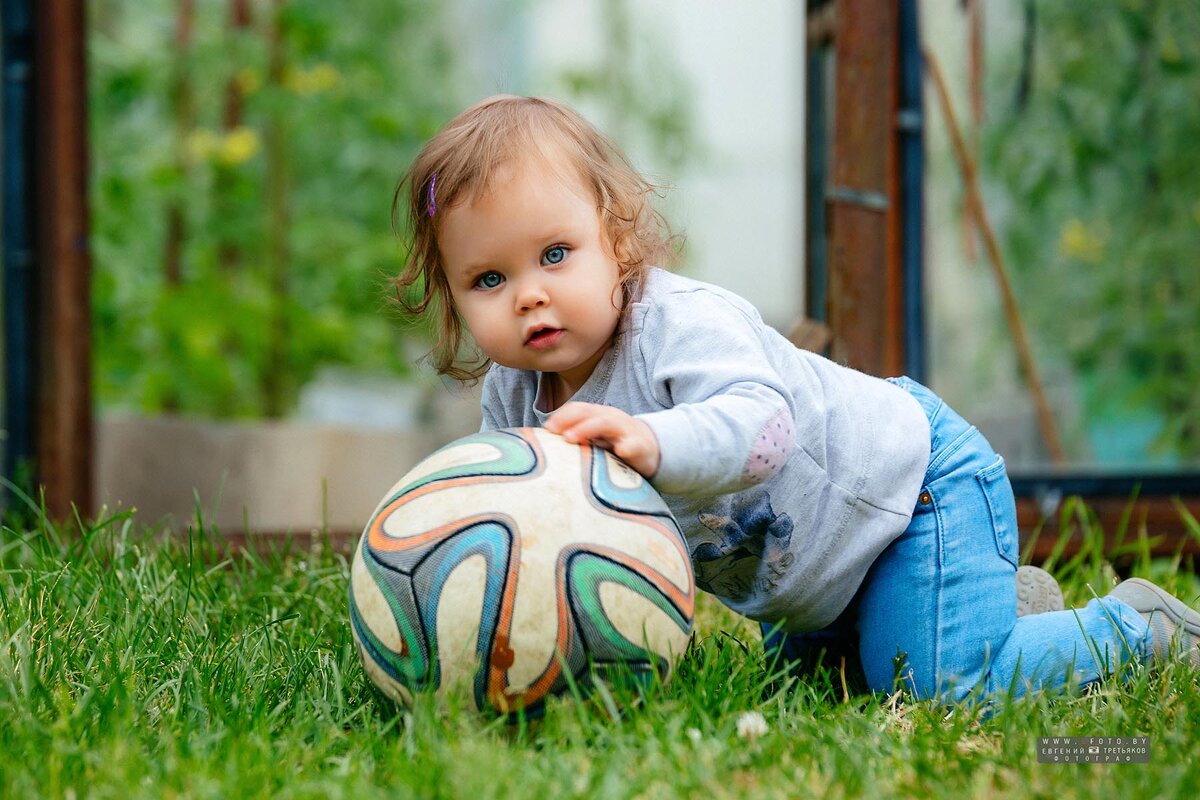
[742,408,794,484]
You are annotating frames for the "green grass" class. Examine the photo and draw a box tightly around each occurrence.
[3,491,1200,799]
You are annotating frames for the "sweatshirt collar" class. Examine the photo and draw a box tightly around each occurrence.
[531,331,624,423]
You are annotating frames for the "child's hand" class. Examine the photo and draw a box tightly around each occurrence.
[544,402,661,480]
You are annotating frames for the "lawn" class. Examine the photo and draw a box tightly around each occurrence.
[2,492,1200,799]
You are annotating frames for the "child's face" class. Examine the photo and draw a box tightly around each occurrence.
[438,152,623,396]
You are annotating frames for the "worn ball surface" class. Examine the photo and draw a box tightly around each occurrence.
[349,427,695,715]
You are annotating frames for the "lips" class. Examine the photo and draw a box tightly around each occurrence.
[525,326,564,350]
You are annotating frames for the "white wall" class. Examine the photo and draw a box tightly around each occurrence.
[451,0,807,330]
[638,1,805,330]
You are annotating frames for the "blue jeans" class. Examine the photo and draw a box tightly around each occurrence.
[763,377,1153,701]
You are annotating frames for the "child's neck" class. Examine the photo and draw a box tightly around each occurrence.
[544,373,571,412]
[546,340,614,410]
[540,369,591,412]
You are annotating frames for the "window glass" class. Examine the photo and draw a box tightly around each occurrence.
[923,0,1200,475]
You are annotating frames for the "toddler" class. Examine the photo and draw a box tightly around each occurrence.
[393,95,1200,701]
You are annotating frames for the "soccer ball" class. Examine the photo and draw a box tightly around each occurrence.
[349,427,695,715]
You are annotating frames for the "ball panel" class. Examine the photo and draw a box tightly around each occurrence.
[595,581,690,676]
[351,627,413,706]
[350,540,431,690]
[403,441,506,481]
[599,450,644,490]
[567,552,691,674]
[350,536,407,656]
[409,521,516,709]
[434,552,489,699]
[501,547,573,695]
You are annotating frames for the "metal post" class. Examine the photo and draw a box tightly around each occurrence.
[2,0,37,497]
[898,0,926,383]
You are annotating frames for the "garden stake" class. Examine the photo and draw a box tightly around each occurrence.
[924,49,1066,465]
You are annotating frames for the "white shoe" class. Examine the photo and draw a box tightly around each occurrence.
[1108,577,1200,666]
[1016,565,1064,617]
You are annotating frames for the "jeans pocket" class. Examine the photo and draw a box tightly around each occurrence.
[975,455,1018,570]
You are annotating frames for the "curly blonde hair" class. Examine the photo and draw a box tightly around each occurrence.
[391,95,679,382]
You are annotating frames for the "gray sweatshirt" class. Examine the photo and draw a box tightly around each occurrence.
[480,268,931,632]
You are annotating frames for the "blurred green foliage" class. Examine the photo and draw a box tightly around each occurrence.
[90,0,695,420]
[985,0,1200,461]
[91,0,461,418]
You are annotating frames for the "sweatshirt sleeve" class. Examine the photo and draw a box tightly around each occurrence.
[634,289,796,498]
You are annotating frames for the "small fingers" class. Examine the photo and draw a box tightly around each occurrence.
[556,414,619,445]
[544,401,597,434]
[545,405,659,478]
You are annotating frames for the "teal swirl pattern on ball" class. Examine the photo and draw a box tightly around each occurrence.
[349,542,431,688]
[588,446,676,518]
[567,551,692,667]
[351,520,514,702]
[380,429,539,505]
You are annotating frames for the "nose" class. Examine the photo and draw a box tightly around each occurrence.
[514,278,549,313]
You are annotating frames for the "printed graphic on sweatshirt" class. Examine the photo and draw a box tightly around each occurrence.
[690,487,794,602]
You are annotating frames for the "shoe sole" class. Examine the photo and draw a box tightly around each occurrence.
[1016,565,1064,617]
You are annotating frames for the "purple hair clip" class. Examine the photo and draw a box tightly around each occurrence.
[427,173,438,217]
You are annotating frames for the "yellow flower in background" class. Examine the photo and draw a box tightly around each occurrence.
[236,67,263,95]
[218,127,261,166]
[184,128,220,163]
[308,63,342,91]
[1058,218,1105,264]
[284,62,343,96]
[184,128,259,166]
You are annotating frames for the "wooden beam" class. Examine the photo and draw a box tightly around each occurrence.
[1019,496,1200,565]
[34,0,93,521]
[145,498,1200,570]
[826,0,904,376]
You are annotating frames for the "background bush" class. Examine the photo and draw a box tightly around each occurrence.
[90,0,695,422]
[984,0,1200,461]
[91,0,461,418]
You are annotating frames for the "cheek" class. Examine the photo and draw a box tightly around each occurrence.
[446,291,478,331]
[455,299,508,347]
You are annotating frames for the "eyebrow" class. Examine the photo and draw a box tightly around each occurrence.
[448,261,491,285]
[526,225,574,248]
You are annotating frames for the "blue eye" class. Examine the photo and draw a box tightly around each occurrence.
[474,271,504,290]
[542,246,567,266]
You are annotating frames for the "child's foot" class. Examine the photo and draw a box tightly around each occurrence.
[1108,577,1200,666]
[1016,565,1064,617]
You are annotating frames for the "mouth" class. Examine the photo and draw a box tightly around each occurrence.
[525,326,564,350]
